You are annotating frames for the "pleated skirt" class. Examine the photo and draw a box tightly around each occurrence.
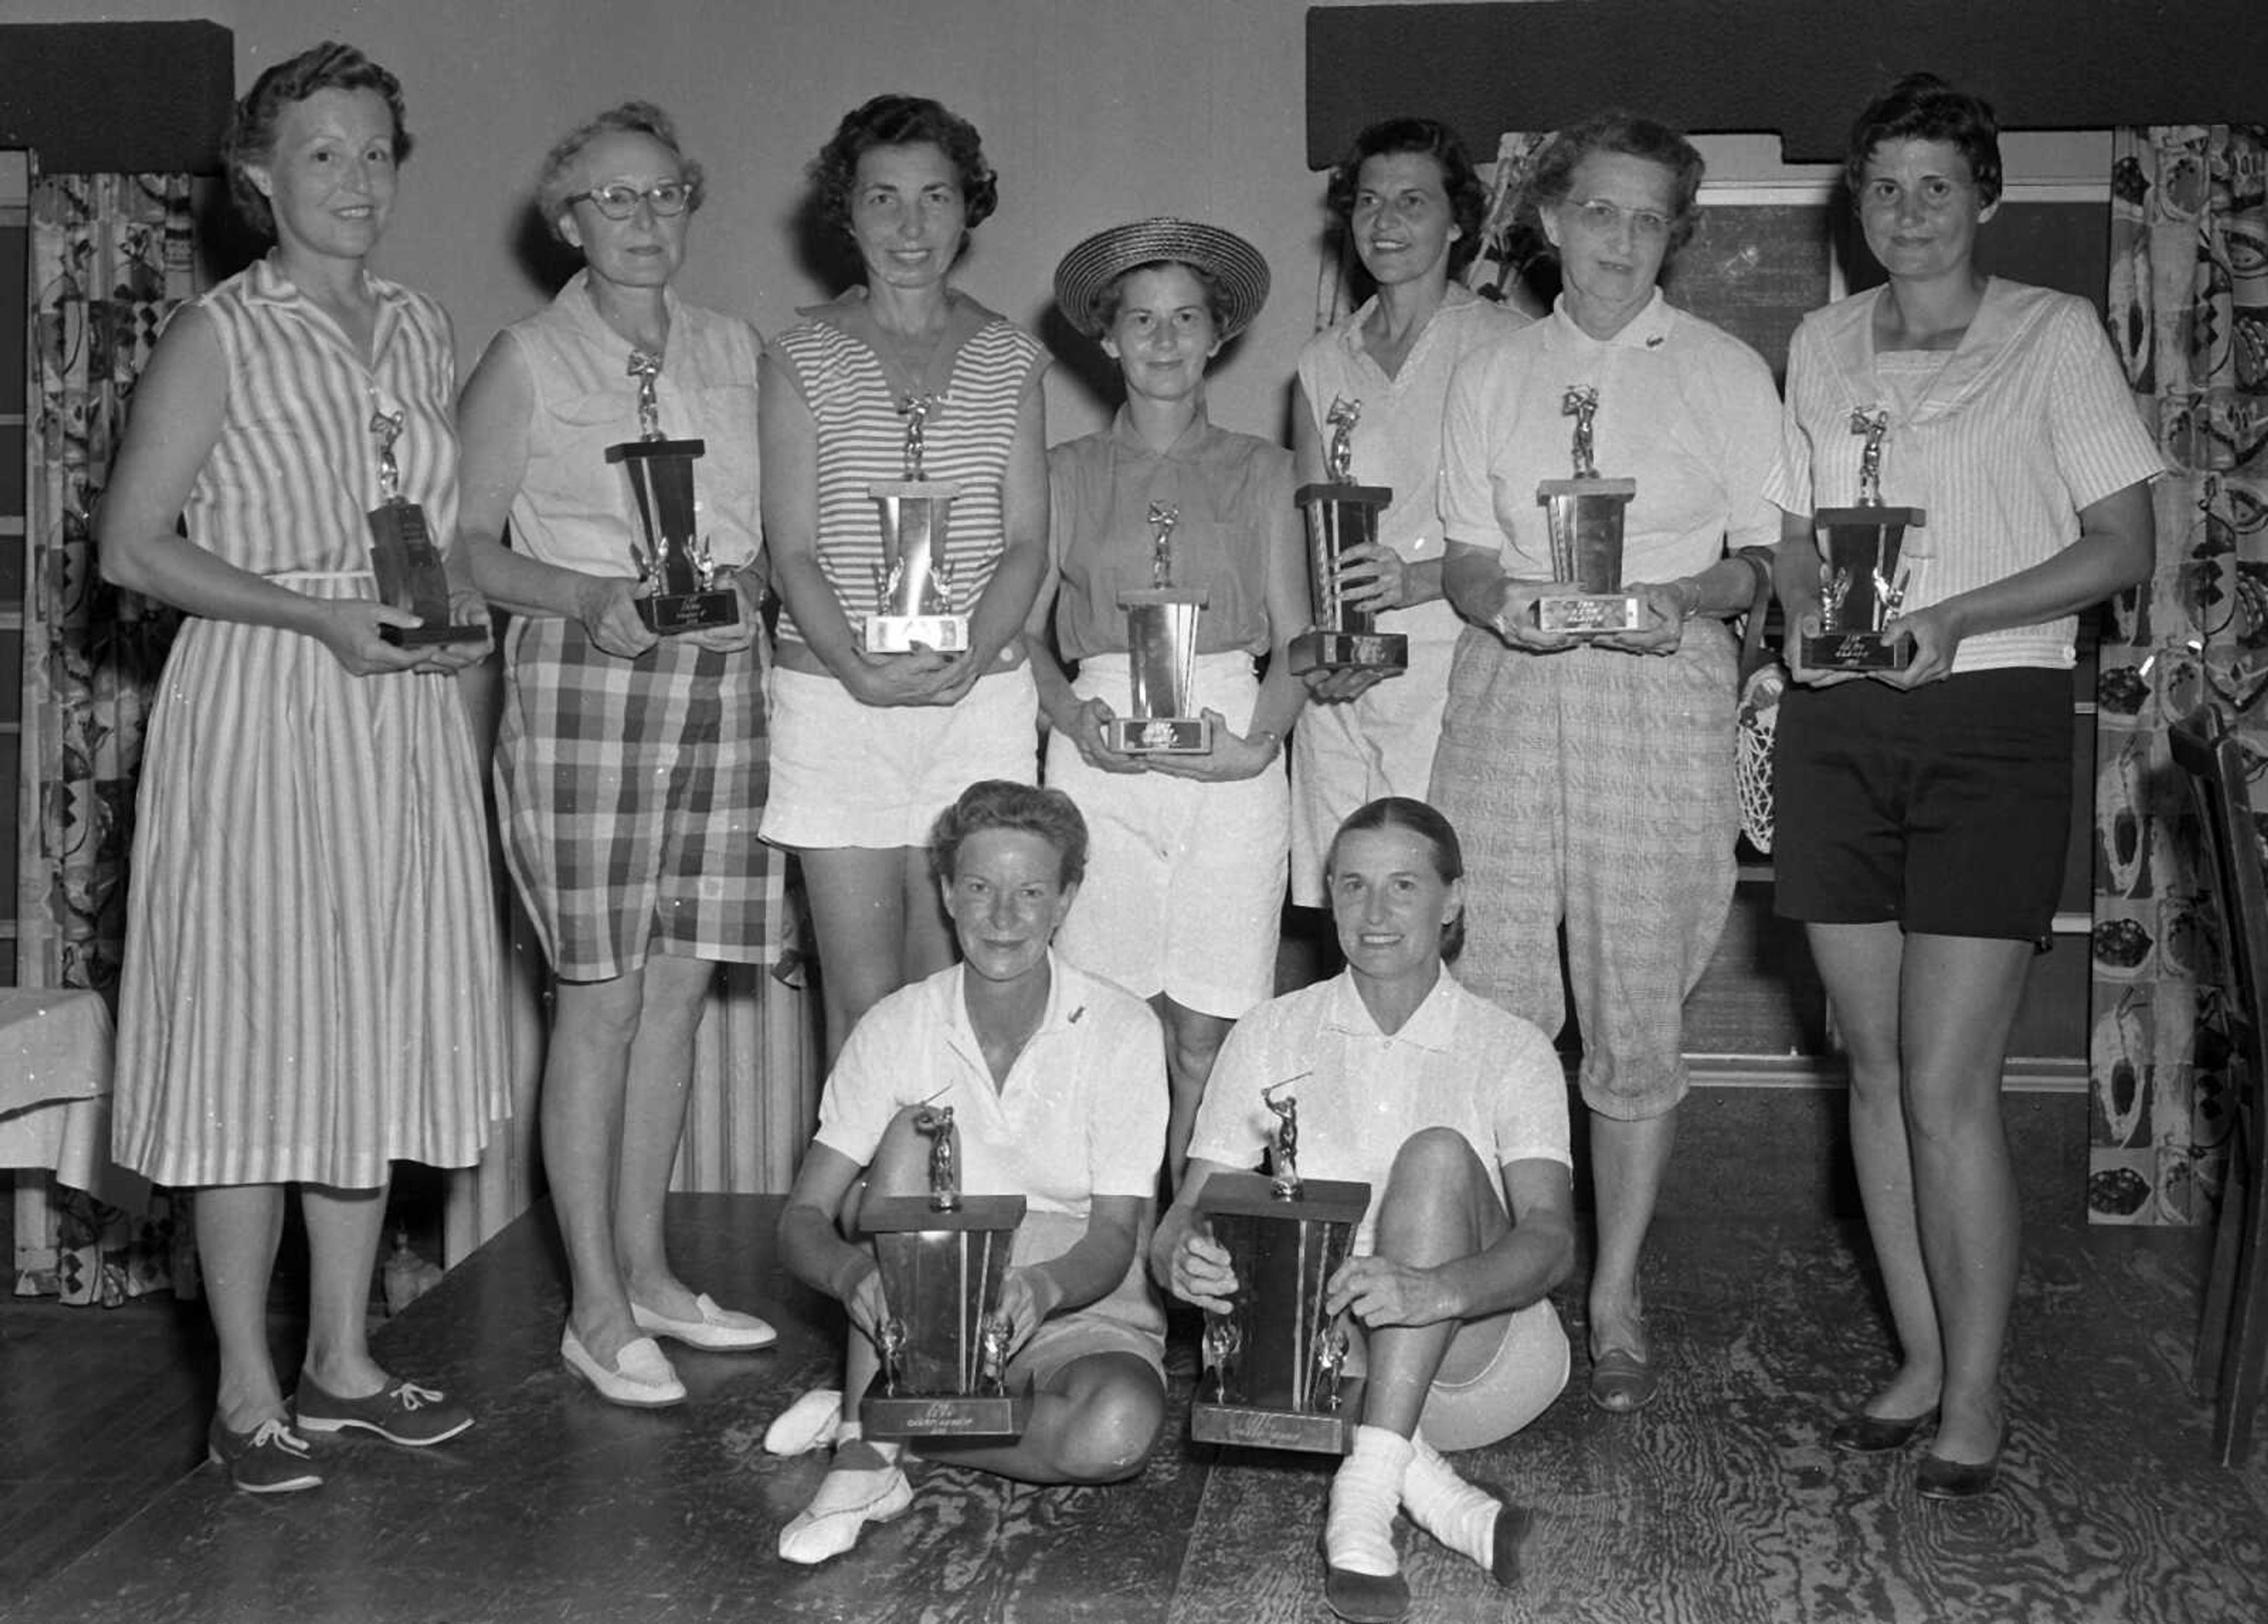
[112,578,509,1188]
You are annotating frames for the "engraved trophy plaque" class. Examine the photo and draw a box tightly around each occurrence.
[1799,407,1923,671]
[1289,397,1408,675]
[1190,1083,1370,1454]
[366,408,485,647]
[859,1105,1031,1439]
[1533,385,1641,635]
[605,351,739,635]
[865,394,969,653]
[1107,503,1213,754]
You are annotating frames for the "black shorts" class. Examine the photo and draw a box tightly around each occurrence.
[1772,668,2072,941]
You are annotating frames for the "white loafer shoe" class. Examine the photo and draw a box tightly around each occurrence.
[631,1293,777,1352]
[763,1388,845,1455]
[561,1328,686,1408]
[777,1455,913,1564]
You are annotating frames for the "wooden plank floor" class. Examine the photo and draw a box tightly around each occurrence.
[6,1192,2267,1623]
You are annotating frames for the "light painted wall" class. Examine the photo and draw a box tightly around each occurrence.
[25,0,1361,441]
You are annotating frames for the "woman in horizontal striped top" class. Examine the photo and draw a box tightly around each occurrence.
[1767,74,2162,1499]
[99,43,504,1494]
[760,94,1048,1065]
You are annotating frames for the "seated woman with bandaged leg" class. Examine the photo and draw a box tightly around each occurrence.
[772,780,1169,1564]
[1153,796,1575,1623]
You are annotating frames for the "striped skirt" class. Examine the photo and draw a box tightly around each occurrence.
[112,576,509,1188]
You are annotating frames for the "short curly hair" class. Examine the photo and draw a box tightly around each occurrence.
[1844,73,2003,210]
[808,94,998,237]
[536,101,707,242]
[929,781,1089,891]
[1324,116,1491,278]
[223,41,412,240]
[1527,109,1706,258]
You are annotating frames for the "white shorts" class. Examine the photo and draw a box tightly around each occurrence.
[1345,1297,1570,1452]
[1046,651,1287,1019]
[761,663,1039,850]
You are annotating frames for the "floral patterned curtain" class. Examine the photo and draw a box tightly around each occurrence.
[2088,126,2268,1228]
[11,168,196,1303]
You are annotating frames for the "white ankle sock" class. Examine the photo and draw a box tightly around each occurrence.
[1400,1431,1500,1570]
[1326,1425,1413,1577]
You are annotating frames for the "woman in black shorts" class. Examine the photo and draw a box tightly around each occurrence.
[1767,74,2161,1498]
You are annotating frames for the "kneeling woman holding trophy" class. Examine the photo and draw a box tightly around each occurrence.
[458,102,778,1407]
[1158,798,1575,1622]
[1032,219,1311,1178]
[773,782,1169,1564]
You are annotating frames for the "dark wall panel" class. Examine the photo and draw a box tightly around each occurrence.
[1308,1,2268,167]
[0,22,232,175]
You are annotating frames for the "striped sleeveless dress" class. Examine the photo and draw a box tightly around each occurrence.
[767,297,1044,650]
[111,255,508,1189]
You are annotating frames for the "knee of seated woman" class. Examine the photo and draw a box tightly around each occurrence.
[1040,1360,1165,1482]
[1387,1126,1489,1185]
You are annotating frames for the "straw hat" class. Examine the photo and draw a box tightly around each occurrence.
[1052,218,1271,341]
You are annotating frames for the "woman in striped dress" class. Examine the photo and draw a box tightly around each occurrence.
[457,102,778,1408]
[99,43,506,1493]
[759,95,1048,1064]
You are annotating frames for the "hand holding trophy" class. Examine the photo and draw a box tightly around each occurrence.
[1291,396,1408,676]
[605,350,739,635]
[858,1101,1030,1439]
[1798,406,1924,671]
[1106,503,1213,754]
[1533,385,1641,636]
[1190,1079,1370,1453]
[366,406,487,648]
[865,394,969,654]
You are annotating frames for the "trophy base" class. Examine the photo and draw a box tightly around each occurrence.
[1536,593,1643,635]
[1288,629,1409,675]
[1106,715,1211,754]
[1191,1381,1366,1454]
[861,1391,1032,1440]
[379,620,487,648]
[1800,631,1911,670]
[637,590,740,636]
[865,614,970,654]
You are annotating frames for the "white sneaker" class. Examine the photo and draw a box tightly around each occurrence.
[763,1387,845,1455]
[777,1452,913,1564]
[561,1328,686,1408]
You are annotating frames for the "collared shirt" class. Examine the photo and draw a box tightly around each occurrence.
[816,953,1166,1215]
[1047,407,1296,660]
[1186,968,1570,1254]
[1439,289,1781,588]
[187,252,458,576]
[1765,279,2166,673]
[500,270,762,578]
[1298,286,1529,658]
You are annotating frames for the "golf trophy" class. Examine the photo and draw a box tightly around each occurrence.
[1106,502,1212,754]
[1190,1080,1370,1453]
[859,1104,1030,1440]
[1800,407,1923,671]
[366,408,485,648]
[1289,397,1407,675]
[605,351,738,634]
[865,394,968,653]
[1533,384,1641,635]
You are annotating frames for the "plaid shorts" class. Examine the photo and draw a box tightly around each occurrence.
[496,617,784,981]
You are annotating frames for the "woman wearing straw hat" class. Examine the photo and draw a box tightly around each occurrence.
[1032,219,1309,1179]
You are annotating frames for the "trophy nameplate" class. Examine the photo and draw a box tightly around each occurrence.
[1289,398,1409,675]
[1191,1087,1369,1454]
[366,408,485,648]
[866,396,969,654]
[859,1107,1030,1439]
[1800,407,1921,671]
[608,351,738,635]
[1107,502,1213,754]
[1533,386,1641,636]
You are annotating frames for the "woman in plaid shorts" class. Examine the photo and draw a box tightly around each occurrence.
[460,102,780,1407]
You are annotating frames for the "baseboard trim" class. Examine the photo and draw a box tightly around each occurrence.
[1685,1055,2089,1094]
